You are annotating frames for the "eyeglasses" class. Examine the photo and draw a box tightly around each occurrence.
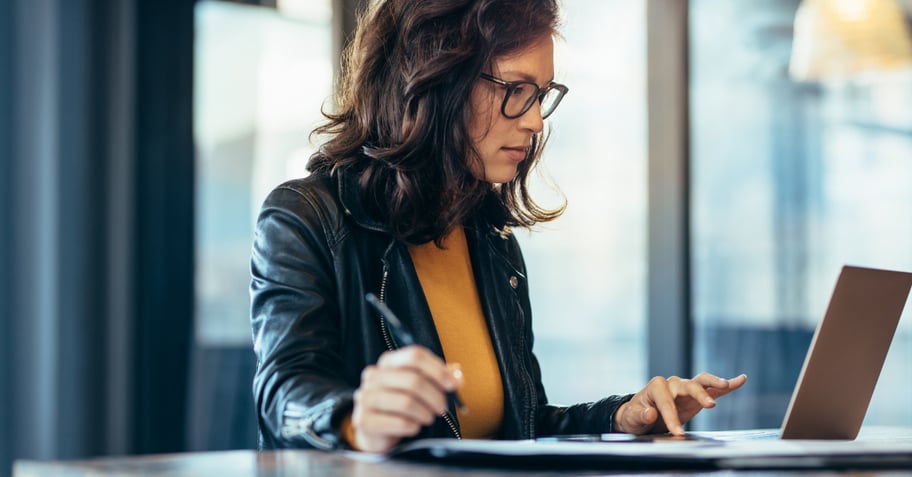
[480,73,569,119]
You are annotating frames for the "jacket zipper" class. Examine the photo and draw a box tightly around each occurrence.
[377,256,462,440]
[282,401,336,450]
[378,265,395,351]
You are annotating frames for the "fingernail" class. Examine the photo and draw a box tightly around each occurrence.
[448,363,463,386]
[452,367,463,381]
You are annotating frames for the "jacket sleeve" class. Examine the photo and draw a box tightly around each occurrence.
[250,184,354,450]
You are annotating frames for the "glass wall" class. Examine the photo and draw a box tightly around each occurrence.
[690,0,912,430]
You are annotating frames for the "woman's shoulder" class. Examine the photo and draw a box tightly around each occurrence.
[268,173,333,197]
[263,173,337,210]
[258,173,347,230]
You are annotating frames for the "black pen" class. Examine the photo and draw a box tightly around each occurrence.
[365,293,466,413]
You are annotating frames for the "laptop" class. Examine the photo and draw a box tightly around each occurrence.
[778,265,912,440]
[382,265,912,470]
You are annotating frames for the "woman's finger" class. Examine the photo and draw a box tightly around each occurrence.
[350,345,471,454]
[358,367,447,418]
[616,373,747,436]
[644,377,685,435]
[376,346,460,393]
[350,405,422,453]
[702,373,748,399]
[675,378,717,408]
[352,399,425,437]
[691,372,731,389]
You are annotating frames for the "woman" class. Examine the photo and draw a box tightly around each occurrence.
[250,0,745,453]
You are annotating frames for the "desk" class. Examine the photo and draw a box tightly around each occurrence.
[12,448,912,477]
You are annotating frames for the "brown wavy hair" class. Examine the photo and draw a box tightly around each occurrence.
[308,0,565,245]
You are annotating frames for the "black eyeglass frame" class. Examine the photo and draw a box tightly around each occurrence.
[480,73,569,119]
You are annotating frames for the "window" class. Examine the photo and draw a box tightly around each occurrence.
[690,0,912,430]
[519,0,647,404]
[194,0,333,345]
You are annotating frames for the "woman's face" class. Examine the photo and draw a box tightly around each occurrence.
[468,34,555,184]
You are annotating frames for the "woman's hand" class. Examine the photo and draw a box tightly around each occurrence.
[614,373,747,435]
[350,345,463,453]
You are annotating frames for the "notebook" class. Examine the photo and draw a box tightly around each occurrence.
[384,265,912,470]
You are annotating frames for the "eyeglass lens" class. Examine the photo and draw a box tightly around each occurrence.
[504,83,565,119]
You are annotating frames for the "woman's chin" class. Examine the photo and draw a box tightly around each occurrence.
[484,167,520,184]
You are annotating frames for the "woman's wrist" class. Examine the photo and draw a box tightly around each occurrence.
[339,412,361,451]
[610,393,636,433]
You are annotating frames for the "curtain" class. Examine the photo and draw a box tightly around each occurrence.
[0,0,195,475]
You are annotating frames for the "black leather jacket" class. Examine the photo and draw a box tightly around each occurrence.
[250,170,632,450]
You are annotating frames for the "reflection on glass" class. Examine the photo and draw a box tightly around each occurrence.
[691,0,912,430]
[519,0,647,404]
[194,0,332,345]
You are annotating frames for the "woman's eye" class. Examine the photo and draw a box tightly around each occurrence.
[511,84,531,96]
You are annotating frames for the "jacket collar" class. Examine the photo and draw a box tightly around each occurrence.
[335,167,390,234]
[334,165,506,241]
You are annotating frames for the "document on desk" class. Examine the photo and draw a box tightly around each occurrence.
[385,433,912,470]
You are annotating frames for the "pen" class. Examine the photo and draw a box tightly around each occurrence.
[365,292,466,413]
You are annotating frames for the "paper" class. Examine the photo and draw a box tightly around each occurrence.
[385,429,912,470]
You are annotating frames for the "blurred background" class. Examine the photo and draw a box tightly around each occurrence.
[2,0,912,475]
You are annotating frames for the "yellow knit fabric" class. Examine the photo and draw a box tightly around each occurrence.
[408,226,505,439]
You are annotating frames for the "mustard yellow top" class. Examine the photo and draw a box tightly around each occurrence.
[341,226,504,447]
[408,226,505,439]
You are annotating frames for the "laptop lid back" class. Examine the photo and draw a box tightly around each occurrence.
[780,265,912,439]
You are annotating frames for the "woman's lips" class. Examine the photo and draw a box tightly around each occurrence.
[502,147,528,162]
